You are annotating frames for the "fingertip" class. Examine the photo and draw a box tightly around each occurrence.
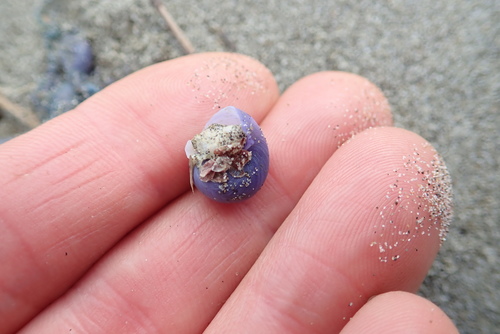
[325,126,453,291]
[263,70,393,202]
[346,126,453,248]
[73,52,279,136]
[341,291,459,334]
[277,71,393,137]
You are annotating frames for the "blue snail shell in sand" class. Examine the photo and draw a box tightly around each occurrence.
[185,106,269,203]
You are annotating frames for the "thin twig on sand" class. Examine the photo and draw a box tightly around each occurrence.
[151,0,195,54]
[0,91,41,129]
[207,22,236,52]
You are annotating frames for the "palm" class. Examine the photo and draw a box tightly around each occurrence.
[0,53,456,333]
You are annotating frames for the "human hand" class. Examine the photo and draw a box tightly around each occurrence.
[0,53,458,333]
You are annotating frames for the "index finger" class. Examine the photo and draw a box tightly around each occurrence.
[0,53,279,333]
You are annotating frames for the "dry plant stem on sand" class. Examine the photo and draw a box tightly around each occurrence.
[151,0,195,54]
[0,90,41,129]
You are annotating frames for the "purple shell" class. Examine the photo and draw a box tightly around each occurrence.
[61,34,95,75]
[185,106,269,203]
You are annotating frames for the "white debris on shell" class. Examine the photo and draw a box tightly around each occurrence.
[186,123,251,190]
[190,124,246,163]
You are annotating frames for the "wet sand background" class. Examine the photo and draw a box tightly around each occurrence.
[0,0,498,332]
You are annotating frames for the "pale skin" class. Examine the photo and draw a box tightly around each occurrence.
[0,53,458,333]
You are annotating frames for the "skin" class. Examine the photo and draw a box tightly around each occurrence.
[0,52,458,333]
